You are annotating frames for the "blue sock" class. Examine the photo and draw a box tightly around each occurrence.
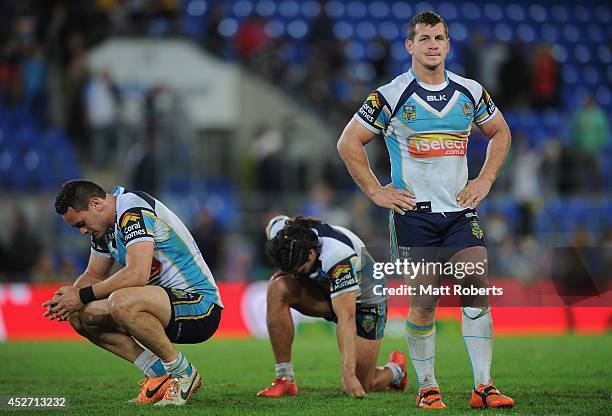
[162,352,193,377]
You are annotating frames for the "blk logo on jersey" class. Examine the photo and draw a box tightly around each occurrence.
[426,94,447,102]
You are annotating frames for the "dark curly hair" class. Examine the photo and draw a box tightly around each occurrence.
[55,179,107,215]
[265,216,321,272]
[408,11,448,40]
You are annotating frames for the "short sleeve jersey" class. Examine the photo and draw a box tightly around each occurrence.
[354,69,498,213]
[90,186,223,307]
[266,216,386,305]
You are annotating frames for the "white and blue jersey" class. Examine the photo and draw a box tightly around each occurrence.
[266,216,386,306]
[355,69,498,213]
[90,186,223,308]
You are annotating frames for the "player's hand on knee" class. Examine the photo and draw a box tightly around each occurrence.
[457,178,492,209]
[370,184,416,215]
[342,375,367,398]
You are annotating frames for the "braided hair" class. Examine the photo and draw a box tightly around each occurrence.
[265,216,321,272]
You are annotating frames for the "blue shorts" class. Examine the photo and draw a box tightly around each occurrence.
[163,288,222,344]
[389,208,486,262]
[327,302,387,340]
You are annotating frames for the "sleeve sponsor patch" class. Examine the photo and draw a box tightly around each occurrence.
[119,209,153,245]
[328,258,359,295]
[355,90,389,131]
[474,87,497,125]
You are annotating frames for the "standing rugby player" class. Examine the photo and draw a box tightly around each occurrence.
[338,11,514,410]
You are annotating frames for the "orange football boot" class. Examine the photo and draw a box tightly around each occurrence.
[416,387,447,409]
[470,384,515,408]
[386,351,408,391]
[129,374,171,404]
[257,378,298,397]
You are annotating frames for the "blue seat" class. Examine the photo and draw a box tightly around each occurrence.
[232,0,254,18]
[551,4,570,23]
[278,0,300,18]
[484,3,503,21]
[391,1,412,20]
[369,0,390,19]
[300,1,320,18]
[324,0,345,18]
[256,0,276,17]
[528,4,547,23]
[346,1,367,19]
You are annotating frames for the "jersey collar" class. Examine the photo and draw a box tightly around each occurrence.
[111,186,126,196]
[409,68,449,91]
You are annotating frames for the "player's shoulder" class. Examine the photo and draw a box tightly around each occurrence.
[447,70,484,102]
[115,187,156,221]
[313,223,357,271]
[376,71,416,108]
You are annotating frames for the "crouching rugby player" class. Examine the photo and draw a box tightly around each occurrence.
[43,180,223,406]
[257,215,406,398]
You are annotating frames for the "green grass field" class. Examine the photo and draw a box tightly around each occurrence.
[1,323,610,415]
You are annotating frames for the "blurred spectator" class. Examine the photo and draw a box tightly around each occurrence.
[85,70,119,169]
[510,133,543,235]
[531,44,560,108]
[570,95,610,192]
[498,42,530,109]
[0,43,21,105]
[1,212,41,282]
[201,4,226,57]
[21,41,48,122]
[369,36,391,84]
[235,15,270,65]
[540,139,563,195]
[64,32,89,153]
[476,40,507,98]
[192,208,224,273]
[463,28,487,81]
[125,134,158,197]
[250,124,284,191]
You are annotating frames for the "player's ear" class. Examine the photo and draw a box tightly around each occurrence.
[308,248,317,261]
[405,39,413,55]
[89,197,103,211]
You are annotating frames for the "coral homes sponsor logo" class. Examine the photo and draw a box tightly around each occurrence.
[120,212,140,228]
[408,137,467,158]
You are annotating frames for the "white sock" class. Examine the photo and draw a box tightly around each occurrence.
[275,362,294,381]
[384,362,404,386]
[462,307,493,387]
[133,349,166,378]
[162,352,193,377]
[405,321,438,391]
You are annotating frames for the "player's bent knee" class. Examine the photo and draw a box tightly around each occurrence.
[67,311,86,336]
[107,289,139,322]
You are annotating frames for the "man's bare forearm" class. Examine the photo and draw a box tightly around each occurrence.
[338,139,381,198]
[477,126,511,184]
[336,315,358,377]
